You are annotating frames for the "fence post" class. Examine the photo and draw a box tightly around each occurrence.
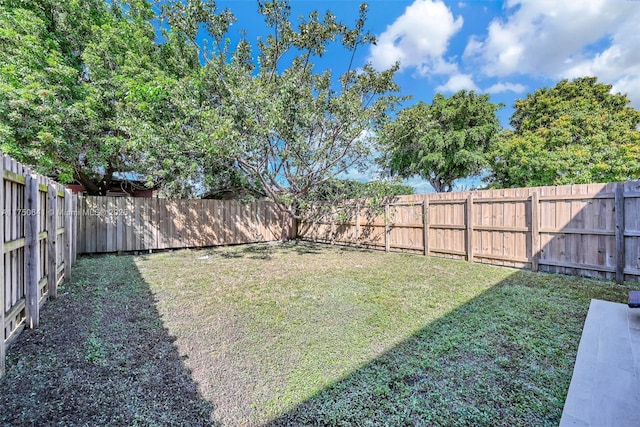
[355,202,361,245]
[615,184,625,284]
[310,203,316,243]
[423,199,429,256]
[531,191,540,272]
[290,209,298,240]
[77,195,85,256]
[25,175,40,329]
[384,203,390,252]
[72,194,78,264]
[466,194,474,262]
[64,189,72,279]
[0,158,5,377]
[47,184,57,298]
[330,205,336,244]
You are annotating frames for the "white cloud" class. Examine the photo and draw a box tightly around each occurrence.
[611,74,640,110]
[485,82,526,94]
[463,0,640,106]
[436,73,479,92]
[368,0,463,75]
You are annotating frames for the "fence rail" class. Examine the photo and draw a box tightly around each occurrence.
[297,181,640,283]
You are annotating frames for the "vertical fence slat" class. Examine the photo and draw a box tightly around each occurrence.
[423,199,429,256]
[531,192,540,272]
[615,184,625,284]
[355,202,361,245]
[64,190,72,279]
[0,158,5,376]
[384,203,390,253]
[47,184,57,298]
[466,194,474,262]
[24,175,39,329]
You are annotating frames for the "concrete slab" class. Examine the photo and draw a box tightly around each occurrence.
[560,299,640,427]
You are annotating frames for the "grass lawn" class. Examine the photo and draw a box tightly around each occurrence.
[0,242,633,426]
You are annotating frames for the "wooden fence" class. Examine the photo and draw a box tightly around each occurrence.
[298,181,640,283]
[1,155,78,377]
[76,196,285,254]
[3,149,640,379]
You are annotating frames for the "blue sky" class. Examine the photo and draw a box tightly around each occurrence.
[214,0,640,192]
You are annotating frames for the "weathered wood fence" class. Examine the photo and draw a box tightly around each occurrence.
[298,181,640,283]
[75,196,285,254]
[1,155,78,377]
[3,148,640,379]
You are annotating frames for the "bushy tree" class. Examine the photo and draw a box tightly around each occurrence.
[0,0,206,195]
[378,90,502,192]
[488,77,640,188]
[2,0,400,211]
[163,0,400,238]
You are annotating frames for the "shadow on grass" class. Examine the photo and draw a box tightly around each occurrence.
[0,255,216,426]
[264,269,629,427]
[233,240,325,260]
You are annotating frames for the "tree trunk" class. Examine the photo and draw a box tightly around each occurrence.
[279,204,298,242]
[281,212,291,242]
[74,166,114,196]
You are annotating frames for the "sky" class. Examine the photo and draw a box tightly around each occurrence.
[214,0,640,193]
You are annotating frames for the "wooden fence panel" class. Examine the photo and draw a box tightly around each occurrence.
[387,203,423,254]
[297,181,640,282]
[77,196,285,254]
[4,157,27,352]
[624,181,640,280]
[428,198,466,260]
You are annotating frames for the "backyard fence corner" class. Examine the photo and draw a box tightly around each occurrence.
[1,154,80,378]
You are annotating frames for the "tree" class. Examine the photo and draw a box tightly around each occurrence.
[163,0,400,238]
[0,0,205,195]
[488,77,640,188]
[378,90,502,192]
[0,0,83,183]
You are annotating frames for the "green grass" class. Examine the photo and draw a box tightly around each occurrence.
[132,242,631,426]
[0,242,632,426]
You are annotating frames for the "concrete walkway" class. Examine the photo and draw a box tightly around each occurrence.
[560,299,640,427]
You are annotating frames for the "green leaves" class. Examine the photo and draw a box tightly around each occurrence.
[489,77,640,188]
[189,0,400,215]
[379,91,502,192]
[0,0,216,194]
[2,0,398,204]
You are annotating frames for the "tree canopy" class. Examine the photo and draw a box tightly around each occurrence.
[8,1,639,222]
[378,90,502,192]
[2,0,401,203]
[0,0,212,195]
[161,0,401,236]
[488,76,640,188]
